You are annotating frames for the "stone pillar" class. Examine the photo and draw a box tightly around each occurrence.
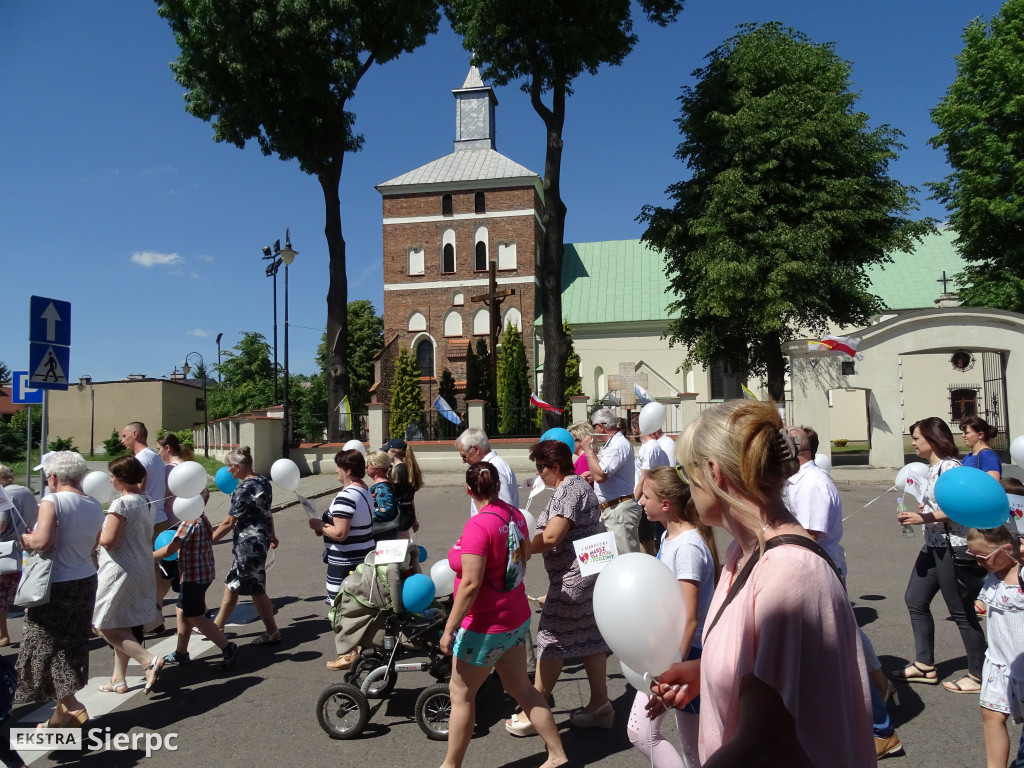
[368,403,385,449]
[467,399,485,431]
[571,396,590,426]
[676,393,699,434]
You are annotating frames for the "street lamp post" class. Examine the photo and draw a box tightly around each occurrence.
[216,333,223,383]
[262,246,281,403]
[181,352,210,458]
[263,231,298,459]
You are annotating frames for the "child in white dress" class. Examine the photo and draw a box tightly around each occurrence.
[967,524,1024,768]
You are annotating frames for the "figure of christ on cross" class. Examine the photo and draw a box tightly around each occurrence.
[471,261,515,406]
[607,362,648,408]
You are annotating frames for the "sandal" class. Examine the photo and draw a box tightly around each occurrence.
[890,662,939,685]
[326,648,360,671]
[505,712,538,737]
[250,631,282,646]
[143,656,165,695]
[98,681,129,694]
[942,674,982,694]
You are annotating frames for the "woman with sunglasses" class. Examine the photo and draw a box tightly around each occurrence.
[893,417,986,694]
[650,400,872,767]
[505,439,610,736]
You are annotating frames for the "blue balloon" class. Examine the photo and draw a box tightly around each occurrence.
[539,427,575,453]
[154,529,179,561]
[401,573,436,614]
[934,466,1010,529]
[418,545,428,563]
[215,466,238,494]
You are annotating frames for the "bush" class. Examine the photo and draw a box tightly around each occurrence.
[832,438,848,447]
[103,430,129,457]
[48,436,78,452]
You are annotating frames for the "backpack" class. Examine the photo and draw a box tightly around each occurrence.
[482,505,528,592]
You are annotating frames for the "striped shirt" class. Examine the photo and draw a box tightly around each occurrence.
[175,514,217,584]
[323,485,375,567]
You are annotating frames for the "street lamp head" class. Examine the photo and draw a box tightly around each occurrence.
[273,239,281,253]
[181,363,191,376]
[262,245,272,258]
[279,244,298,265]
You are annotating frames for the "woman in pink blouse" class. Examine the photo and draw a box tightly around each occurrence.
[439,462,566,768]
[650,400,873,767]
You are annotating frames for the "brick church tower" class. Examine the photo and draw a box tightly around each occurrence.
[374,67,542,409]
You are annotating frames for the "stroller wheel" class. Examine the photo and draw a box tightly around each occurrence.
[347,655,397,699]
[415,682,452,741]
[316,683,370,739]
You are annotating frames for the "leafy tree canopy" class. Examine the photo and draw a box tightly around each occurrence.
[929,0,1024,311]
[496,323,530,436]
[0,361,10,385]
[389,347,424,439]
[641,22,932,398]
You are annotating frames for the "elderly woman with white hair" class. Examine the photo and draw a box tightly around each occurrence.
[15,451,104,729]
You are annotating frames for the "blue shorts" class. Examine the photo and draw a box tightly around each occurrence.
[452,619,530,667]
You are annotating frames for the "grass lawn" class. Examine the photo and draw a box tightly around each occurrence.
[5,449,226,487]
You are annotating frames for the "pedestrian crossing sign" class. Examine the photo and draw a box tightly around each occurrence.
[29,342,70,390]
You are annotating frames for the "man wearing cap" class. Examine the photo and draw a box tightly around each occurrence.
[581,408,642,555]
[455,428,519,516]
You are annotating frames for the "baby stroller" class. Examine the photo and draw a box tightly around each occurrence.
[316,541,452,741]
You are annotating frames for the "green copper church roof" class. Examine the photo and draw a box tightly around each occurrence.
[547,229,964,326]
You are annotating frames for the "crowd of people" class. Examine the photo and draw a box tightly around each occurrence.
[0,404,1020,768]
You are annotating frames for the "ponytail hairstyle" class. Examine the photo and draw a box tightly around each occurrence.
[646,466,720,581]
[466,461,500,501]
[677,399,797,553]
[389,444,424,491]
[959,415,998,443]
[225,446,254,471]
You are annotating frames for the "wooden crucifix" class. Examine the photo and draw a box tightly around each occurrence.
[471,261,515,406]
[607,362,648,408]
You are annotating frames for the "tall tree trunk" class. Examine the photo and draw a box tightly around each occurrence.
[534,81,569,430]
[762,332,786,404]
[322,163,351,442]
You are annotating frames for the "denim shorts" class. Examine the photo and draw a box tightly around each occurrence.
[452,619,530,667]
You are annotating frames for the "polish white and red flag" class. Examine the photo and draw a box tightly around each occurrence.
[530,393,563,414]
[808,335,863,360]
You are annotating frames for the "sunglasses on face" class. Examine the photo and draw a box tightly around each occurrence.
[535,462,548,472]
[967,547,1007,562]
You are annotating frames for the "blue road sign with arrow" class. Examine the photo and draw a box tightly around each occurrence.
[29,296,71,347]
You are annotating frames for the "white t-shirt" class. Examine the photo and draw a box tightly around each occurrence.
[783,460,847,576]
[658,528,715,649]
[594,431,635,504]
[635,439,671,493]
[469,450,520,516]
[657,434,676,464]
[135,446,167,524]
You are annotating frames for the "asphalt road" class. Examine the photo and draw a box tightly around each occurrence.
[5,475,1019,767]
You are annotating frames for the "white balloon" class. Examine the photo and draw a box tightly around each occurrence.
[637,401,667,436]
[895,462,928,490]
[342,439,366,456]
[521,509,537,542]
[168,461,208,498]
[814,453,832,473]
[270,458,301,492]
[430,559,457,598]
[593,553,688,678]
[82,471,113,504]
[173,495,205,521]
[894,465,910,490]
[619,661,653,693]
[1011,435,1024,468]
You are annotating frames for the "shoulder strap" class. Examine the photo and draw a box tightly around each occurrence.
[703,547,764,642]
[765,534,846,591]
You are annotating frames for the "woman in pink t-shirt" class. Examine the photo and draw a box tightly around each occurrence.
[440,463,567,768]
[650,400,873,767]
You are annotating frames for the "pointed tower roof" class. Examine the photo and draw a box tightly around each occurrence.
[377,66,538,193]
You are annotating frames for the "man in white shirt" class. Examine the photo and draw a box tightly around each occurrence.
[582,408,642,555]
[783,425,846,576]
[121,420,169,633]
[655,430,676,465]
[456,428,519,516]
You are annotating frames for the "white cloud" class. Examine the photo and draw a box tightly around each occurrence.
[187,328,210,338]
[131,251,183,268]
[196,254,215,263]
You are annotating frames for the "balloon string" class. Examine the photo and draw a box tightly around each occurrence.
[842,486,896,522]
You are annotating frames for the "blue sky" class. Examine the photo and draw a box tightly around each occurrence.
[0,0,1004,386]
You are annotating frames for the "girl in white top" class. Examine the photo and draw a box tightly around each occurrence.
[966,524,1024,768]
[627,466,719,768]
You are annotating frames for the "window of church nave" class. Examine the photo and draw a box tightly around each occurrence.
[498,241,517,270]
[452,290,464,306]
[444,310,463,337]
[442,194,453,216]
[474,225,489,271]
[408,246,424,275]
[473,309,489,335]
[442,228,456,273]
[502,307,521,331]
[416,339,434,378]
[408,312,427,332]
[475,192,485,214]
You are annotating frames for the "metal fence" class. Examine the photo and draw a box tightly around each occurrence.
[291,411,368,444]
[382,409,465,443]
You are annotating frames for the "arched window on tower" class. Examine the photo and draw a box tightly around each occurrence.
[442,194,453,216]
[475,242,487,271]
[441,228,456,273]
[475,192,485,214]
[416,339,434,378]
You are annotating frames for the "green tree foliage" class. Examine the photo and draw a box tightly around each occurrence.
[9,409,41,450]
[209,332,276,419]
[0,424,21,463]
[103,430,129,457]
[563,321,583,401]
[496,323,531,436]
[640,23,932,400]
[0,362,10,385]
[389,347,424,439]
[929,1,1024,311]
[156,0,440,442]
[344,300,385,411]
[48,437,78,452]
[445,0,683,429]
